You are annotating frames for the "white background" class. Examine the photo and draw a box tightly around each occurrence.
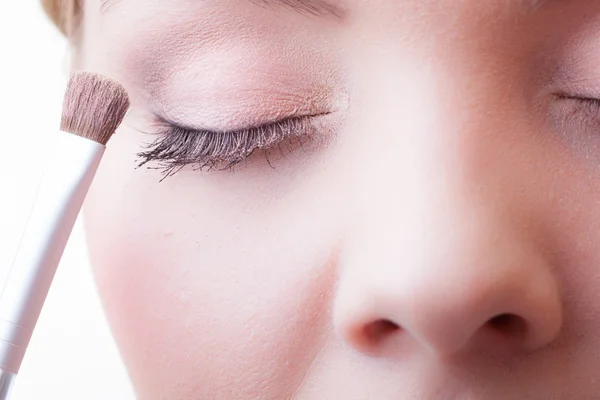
[0,3,134,399]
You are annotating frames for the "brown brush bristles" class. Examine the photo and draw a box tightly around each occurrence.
[60,72,130,145]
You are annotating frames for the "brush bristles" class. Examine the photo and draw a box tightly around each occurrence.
[60,72,130,145]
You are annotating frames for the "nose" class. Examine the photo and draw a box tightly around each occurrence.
[330,41,564,359]
[333,206,563,359]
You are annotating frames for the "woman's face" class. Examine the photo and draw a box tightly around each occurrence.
[81,0,600,398]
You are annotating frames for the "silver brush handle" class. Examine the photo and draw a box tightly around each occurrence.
[0,370,15,399]
[0,132,104,399]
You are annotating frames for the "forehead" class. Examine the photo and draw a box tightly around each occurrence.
[95,0,559,21]
[85,0,584,65]
[100,0,345,18]
[82,0,594,80]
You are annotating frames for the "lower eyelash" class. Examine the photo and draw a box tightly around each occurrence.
[137,116,314,177]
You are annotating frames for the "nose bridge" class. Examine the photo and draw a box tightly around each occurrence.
[350,54,511,210]
[343,169,531,304]
[350,92,508,251]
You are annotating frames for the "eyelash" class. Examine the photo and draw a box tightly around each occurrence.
[553,94,600,126]
[557,93,600,109]
[573,97,600,115]
[137,116,316,177]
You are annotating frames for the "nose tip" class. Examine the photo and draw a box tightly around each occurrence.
[334,250,563,359]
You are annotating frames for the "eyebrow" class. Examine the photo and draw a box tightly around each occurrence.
[100,0,344,20]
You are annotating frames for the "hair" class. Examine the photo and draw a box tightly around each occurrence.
[41,0,79,38]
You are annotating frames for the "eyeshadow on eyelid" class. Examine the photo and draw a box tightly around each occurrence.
[144,78,343,131]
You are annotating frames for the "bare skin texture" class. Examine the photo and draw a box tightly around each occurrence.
[80,0,600,398]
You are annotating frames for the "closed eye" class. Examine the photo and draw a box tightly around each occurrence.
[554,94,600,125]
[137,115,319,178]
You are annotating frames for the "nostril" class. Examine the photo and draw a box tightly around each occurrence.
[487,313,526,336]
[364,319,401,342]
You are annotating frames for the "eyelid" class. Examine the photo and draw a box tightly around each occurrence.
[156,112,326,135]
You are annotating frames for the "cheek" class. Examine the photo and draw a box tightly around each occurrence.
[83,128,339,398]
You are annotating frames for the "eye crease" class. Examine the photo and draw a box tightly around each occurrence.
[137,115,320,177]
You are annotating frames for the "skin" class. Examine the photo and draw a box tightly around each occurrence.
[78,0,600,397]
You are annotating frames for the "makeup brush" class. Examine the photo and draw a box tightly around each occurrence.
[0,72,130,399]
